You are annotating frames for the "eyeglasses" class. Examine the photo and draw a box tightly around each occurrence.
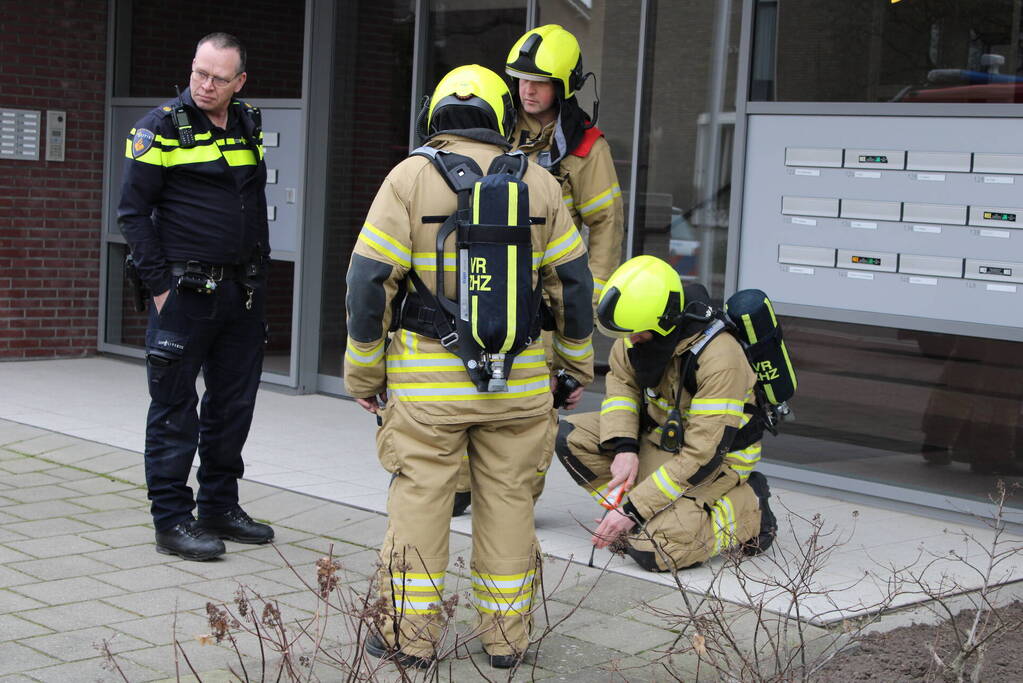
[191,68,240,89]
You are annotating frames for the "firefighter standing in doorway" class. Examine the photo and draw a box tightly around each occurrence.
[453,23,623,515]
[344,65,593,669]
[556,256,777,571]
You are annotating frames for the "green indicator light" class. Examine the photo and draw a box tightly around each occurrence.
[858,155,888,164]
[983,211,1016,222]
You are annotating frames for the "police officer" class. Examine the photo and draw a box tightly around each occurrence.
[451,24,622,516]
[345,65,593,668]
[556,256,777,572]
[119,32,273,561]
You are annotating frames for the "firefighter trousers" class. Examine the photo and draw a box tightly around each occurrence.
[374,398,555,659]
[555,411,762,571]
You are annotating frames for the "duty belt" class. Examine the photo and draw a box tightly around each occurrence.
[170,261,251,282]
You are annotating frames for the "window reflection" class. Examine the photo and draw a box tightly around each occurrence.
[752,0,1023,103]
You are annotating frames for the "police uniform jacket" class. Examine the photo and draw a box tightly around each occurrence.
[344,131,595,424]
[118,88,269,295]
[599,328,761,522]
[511,109,624,306]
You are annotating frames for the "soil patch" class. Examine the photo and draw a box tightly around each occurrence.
[820,601,1023,682]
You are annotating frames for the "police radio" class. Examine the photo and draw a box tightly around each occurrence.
[173,86,196,148]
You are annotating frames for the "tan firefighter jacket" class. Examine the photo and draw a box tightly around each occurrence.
[599,327,761,521]
[344,132,595,425]
[511,110,624,306]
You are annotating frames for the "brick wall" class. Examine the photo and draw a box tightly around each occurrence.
[0,1,107,359]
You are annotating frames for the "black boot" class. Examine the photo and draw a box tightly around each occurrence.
[364,633,433,669]
[452,491,471,517]
[155,519,225,561]
[197,507,274,544]
[485,648,522,669]
[741,472,778,556]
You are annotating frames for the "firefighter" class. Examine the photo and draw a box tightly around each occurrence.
[555,256,777,571]
[452,23,622,515]
[345,65,594,669]
[118,33,273,561]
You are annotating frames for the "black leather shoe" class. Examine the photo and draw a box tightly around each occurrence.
[155,520,225,561]
[742,471,778,557]
[364,633,433,669]
[485,649,522,669]
[197,508,274,544]
[452,491,472,517]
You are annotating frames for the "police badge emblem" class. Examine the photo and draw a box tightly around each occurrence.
[132,128,155,159]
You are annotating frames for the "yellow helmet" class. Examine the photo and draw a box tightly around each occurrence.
[427,64,516,138]
[596,256,685,338]
[505,24,584,100]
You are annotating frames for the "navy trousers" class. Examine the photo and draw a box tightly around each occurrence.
[143,280,265,531]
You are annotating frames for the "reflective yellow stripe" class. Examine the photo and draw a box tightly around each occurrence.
[593,277,606,294]
[473,181,482,224]
[124,138,162,165]
[413,251,457,271]
[386,347,546,373]
[470,295,484,349]
[358,221,411,268]
[541,226,583,266]
[221,148,258,166]
[553,335,593,360]
[162,143,223,166]
[563,193,574,210]
[578,183,621,218]
[471,570,534,590]
[652,465,684,500]
[741,313,758,344]
[345,339,385,367]
[392,571,444,615]
[508,180,518,226]
[501,244,516,353]
[711,496,737,554]
[390,375,550,401]
[687,398,745,418]
[601,396,638,415]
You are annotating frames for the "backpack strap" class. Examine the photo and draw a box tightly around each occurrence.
[485,151,528,179]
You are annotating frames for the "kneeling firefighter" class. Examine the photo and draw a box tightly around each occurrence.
[344,64,594,668]
[555,256,780,571]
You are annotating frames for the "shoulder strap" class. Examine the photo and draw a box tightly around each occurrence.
[678,318,729,405]
[410,146,482,193]
[485,151,528,179]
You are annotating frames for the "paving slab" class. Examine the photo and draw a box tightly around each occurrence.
[112,611,210,647]
[76,451,146,476]
[0,566,36,589]
[17,600,139,632]
[8,555,116,582]
[0,613,54,641]
[19,625,150,663]
[5,533,109,559]
[102,586,215,619]
[2,499,92,521]
[97,564,204,593]
[58,475,138,496]
[0,457,56,474]
[75,507,154,530]
[25,656,159,683]
[0,641,59,676]
[0,471,66,488]
[11,576,125,605]
[33,439,121,465]
[3,517,100,540]
[0,588,46,614]
[81,524,159,548]
[0,422,50,446]
[4,433,83,456]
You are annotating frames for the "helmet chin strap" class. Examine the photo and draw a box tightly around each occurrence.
[579,72,600,128]
[414,94,431,144]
